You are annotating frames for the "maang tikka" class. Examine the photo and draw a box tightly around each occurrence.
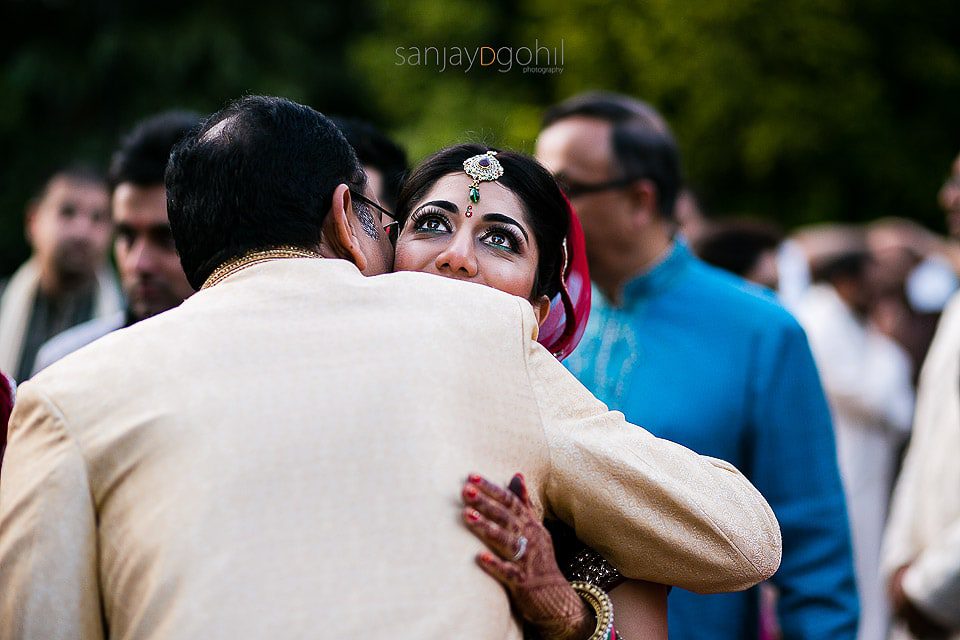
[462,150,504,217]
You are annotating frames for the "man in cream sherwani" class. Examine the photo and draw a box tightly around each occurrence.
[0,96,781,640]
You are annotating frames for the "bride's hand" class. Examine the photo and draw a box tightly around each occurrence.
[461,473,594,640]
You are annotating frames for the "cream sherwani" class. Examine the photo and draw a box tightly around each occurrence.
[883,292,960,638]
[0,258,781,640]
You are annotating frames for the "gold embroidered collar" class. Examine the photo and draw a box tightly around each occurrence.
[201,246,323,290]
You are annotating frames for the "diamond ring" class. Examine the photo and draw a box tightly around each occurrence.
[512,535,528,561]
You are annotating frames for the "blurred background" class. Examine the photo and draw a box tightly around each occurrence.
[3,0,960,276]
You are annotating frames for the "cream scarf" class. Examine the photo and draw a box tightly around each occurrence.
[0,258,122,377]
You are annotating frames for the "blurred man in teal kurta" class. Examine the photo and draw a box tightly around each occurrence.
[537,92,859,640]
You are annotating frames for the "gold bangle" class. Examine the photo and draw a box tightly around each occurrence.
[569,581,614,640]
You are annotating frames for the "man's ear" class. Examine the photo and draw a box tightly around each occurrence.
[533,295,552,327]
[628,179,658,229]
[319,184,368,272]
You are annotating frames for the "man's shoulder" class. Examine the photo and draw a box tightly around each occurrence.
[226,258,532,329]
[375,270,534,330]
[379,269,525,304]
[681,258,803,334]
[36,266,535,385]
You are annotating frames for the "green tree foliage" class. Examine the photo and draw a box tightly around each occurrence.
[3,0,959,276]
[352,0,960,227]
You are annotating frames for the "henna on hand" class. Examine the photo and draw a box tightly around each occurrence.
[462,473,595,640]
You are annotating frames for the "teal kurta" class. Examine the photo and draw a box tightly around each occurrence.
[566,242,859,640]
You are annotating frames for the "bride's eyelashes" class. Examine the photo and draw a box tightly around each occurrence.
[482,225,523,254]
[409,208,452,234]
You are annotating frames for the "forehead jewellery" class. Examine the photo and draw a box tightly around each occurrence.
[462,150,504,218]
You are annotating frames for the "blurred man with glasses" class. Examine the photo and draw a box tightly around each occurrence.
[536,92,859,640]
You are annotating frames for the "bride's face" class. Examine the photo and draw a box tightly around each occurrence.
[394,173,542,301]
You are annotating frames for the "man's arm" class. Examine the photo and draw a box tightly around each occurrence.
[0,382,104,640]
[519,302,782,594]
[750,319,859,639]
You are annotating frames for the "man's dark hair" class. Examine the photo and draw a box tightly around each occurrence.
[166,96,368,289]
[108,111,201,192]
[542,92,683,219]
[332,117,408,210]
[33,164,106,201]
[695,220,784,278]
[395,143,569,300]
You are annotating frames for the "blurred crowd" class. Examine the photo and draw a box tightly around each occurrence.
[683,155,960,639]
[685,171,960,383]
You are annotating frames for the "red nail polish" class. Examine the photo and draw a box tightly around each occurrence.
[466,510,481,522]
[464,485,478,499]
[468,474,482,484]
[480,552,494,563]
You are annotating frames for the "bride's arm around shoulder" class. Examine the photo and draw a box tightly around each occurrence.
[515,300,782,594]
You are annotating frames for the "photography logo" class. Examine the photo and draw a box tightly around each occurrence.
[395,40,564,74]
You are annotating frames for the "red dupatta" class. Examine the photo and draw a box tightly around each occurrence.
[537,196,592,361]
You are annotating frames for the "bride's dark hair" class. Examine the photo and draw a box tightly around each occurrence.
[395,143,570,300]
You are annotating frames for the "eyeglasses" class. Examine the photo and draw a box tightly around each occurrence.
[555,173,640,199]
[351,190,399,246]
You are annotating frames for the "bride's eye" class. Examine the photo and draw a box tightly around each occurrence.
[411,209,452,234]
[483,226,521,253]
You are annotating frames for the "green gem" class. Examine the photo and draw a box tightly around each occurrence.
[469,186,480,203]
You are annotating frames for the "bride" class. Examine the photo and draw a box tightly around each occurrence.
[391,143,671,640]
